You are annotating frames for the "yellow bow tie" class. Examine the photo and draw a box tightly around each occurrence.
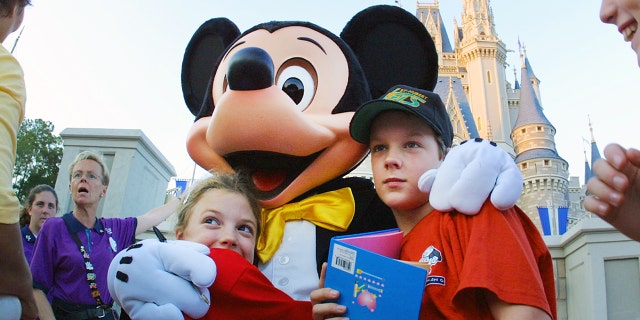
[256,187,356,263]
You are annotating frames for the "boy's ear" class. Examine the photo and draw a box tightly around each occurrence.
[8,5,17,17]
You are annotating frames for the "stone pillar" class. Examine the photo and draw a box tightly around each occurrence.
[55,128,176,220]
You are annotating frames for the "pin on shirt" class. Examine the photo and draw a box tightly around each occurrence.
[109,237,118,252]
[105,227,117,252]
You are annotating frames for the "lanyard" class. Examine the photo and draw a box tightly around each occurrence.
[62,214,110,308]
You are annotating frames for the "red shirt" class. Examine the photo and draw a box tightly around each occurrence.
[401,202,556,320]
[186,248,312,320]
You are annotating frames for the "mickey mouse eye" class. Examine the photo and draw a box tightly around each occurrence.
[276,61,316,112]
[281,77,304,104]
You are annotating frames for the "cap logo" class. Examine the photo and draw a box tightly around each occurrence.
[383,88,427,108]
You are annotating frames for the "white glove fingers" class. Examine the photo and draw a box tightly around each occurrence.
[113,264,211,318]
[141,273,210,313]
[491,168,523,210]
[418,169,438,193]
[127,301,185,320]
[168,239,211,255]
[448,161,497,214]
[430,157,467,211]
[159,242,217,287]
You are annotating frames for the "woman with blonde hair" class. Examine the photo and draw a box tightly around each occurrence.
[31,151,180,320]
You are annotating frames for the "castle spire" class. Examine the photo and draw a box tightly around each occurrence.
[584,138,593,182]
[588,115,602,166]
[416,1,453,55]
[461,0,497,42]
[512,55,552,131]
[510,48,569,234]
[519,42,542,101]
[518,37,524,67]
[524,51,539,83]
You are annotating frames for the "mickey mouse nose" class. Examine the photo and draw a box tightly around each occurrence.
[227,47,274,90]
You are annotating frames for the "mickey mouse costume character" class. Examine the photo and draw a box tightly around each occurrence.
[108,5,523,319]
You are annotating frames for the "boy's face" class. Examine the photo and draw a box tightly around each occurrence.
[369,110,444,211]
[176,189,258,262]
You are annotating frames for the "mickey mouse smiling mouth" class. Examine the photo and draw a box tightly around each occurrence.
[225,150,322,200]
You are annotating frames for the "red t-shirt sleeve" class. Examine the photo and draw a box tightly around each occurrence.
[190,248,312,320]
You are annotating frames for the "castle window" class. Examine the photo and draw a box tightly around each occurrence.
[537,126,543,131]
[522,163,528,169]
[544,160,550,166]
[487,71,491,84]
[521,128,526,134]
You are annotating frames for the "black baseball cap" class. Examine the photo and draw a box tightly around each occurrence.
[350,85,453,147]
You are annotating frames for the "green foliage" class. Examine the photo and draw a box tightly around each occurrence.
[13,119,63,203]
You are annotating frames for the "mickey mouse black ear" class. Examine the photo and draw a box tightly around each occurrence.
[181,18,241,118]
[340,5,438,98]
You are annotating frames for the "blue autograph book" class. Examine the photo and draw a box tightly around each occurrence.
[324,228,427,319]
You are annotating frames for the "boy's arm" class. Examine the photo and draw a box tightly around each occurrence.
[451,204,555,319]
[585,143,640,241]
[485,291,552,320]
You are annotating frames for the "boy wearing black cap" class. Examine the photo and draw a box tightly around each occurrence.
[312,85,556,320]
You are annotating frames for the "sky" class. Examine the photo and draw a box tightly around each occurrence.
[8,0,639,187]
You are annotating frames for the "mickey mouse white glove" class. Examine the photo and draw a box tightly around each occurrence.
[107,239,216,320]
[419,138,523,215]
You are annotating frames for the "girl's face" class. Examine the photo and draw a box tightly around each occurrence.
[369,111,444,211]
[69,159,107,206]
[600,0,640,65]
[28,191,56,232]
[176,189,258,262]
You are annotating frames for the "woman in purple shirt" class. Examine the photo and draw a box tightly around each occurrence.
[19,184,57,264]
[31,151,180,320]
